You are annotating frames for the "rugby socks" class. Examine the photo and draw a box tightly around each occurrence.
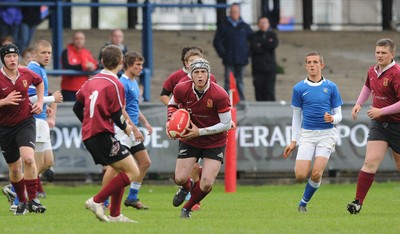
[127,182,141,201]
[299,178,321,207]
[37,176,45,193]
[94,172,130,203]
[25,178,38,201]
[11,179,27,203]
[183,180,209,211]
[355,170,375,204]
[109,187,124,217]
[181,178,193,192]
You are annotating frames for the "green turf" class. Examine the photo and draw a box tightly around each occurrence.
[0,181,399,234]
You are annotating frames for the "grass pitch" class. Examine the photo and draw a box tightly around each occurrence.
[0,181,399,234]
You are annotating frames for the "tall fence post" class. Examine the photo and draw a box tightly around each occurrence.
[52,0,64,69]
[142,0,153,101]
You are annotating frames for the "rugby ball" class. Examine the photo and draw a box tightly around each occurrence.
[168,109,191,138]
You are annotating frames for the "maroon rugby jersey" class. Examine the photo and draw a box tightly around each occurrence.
[173,80,230,148]
[0,67,42,126]
[163,68,217,95]
[365,63,400,122]
[76,71,125,141]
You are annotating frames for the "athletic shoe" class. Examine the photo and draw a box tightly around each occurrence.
[298,205,307,213]
[108,214,137,223]
[180,208,191,219]
[14,202,27,215]
[37,192,46,199]
[191,203,201,211]
[85,197,109,222]
[347,199,362,214]
[43,167,55,182]
[28,199,46,213]
[2,184,16,205]
[173,179,193,207]
[124,198,149,210]
[10,203,17,212]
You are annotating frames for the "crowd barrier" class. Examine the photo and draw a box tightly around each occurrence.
[1,102,397,175]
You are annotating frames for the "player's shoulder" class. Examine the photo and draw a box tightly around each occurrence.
[293,79,306,90]
[322,78,339,88]
[175,80,192,89]
[19,66,40,77]
[168,69,186,79]
[209,82,229,97]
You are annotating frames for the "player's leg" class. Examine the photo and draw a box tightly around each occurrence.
[188,161,202,211]
[173,157,197,207]
[294,142,315,212]
[180,146,223,218]
[100,165,115,208]
[298,154,329,212]
[20,146,47,212]
[393,151,400,171]
[124,145,151,210]
[42,147,55,182]
[34,146,46,198]
[347,140,387,214]
[83,133,139,222]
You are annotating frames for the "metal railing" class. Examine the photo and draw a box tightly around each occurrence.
[0,1,228,101]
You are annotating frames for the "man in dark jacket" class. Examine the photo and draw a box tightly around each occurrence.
[213,3,252,101]
[249,17,279,101]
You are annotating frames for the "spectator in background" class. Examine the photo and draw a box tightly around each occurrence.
[213,2,252,102]
[18,0,44,52]
[20,47,34,66]
[262,0,280,30]
[0,0,21,46]
[61,31,97,101]
[98,29,128,76]
[249,17,279,101]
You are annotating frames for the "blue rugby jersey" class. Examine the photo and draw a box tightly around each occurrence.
[291,78,343,130]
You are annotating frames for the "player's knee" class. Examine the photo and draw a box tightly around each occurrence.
[139,159,151,171]
[174,177,187,186]
[9,166,22,178]
[310,173,322,182]
[200,177,213,191]
[23,157,36,168]
[295,172,308,182]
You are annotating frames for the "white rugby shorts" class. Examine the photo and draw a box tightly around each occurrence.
[35,118,52,152]
[296,128,338,160]
[114,125,141,148]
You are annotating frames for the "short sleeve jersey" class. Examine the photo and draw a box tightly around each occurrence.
[119,74,140,125]
[365,62,400,122]
[163,68,218,95]
[173,80,231,148]
[0,67,42,126]
[291,78,343,130]
[76,70,125,141]
[28,61,48,120]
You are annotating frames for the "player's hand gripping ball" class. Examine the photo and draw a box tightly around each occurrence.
[168,109,191,138]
